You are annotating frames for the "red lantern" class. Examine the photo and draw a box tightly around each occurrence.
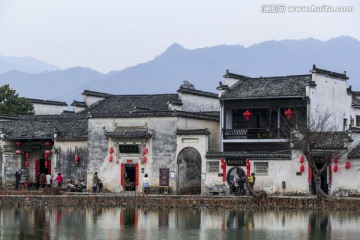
[25,152,29,159]
[284,109,294,119]
[220,161,227,182]
[333,156,339,164]
[44,150,51,155]
[75,154,79,163]
[25,160,29,168]
[44,153,49,159]
[345,160,351,169]
[142,147,148,154]
[16,149,22,155]
[15,141,22,147]
[44,140,52,147]
[45,160,48,168]
[300,155,305,163]
[300,163,305,172]
[333,164,338,172]
[109,147,114,154]
[243,110,252,121]
[142,156,147,163]
[109,155,113,163]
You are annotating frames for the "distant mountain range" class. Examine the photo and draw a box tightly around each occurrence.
[0,36,359,105]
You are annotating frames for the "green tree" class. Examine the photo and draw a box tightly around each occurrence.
[0,84,34,115]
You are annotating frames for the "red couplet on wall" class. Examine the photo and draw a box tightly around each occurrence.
[308,165,312,183]
[135,163,139,187]
[35,159,39,176]
[121,163,125,186]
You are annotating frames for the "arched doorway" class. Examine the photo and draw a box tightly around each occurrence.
[176,147,201,194]
[227,167,246,194]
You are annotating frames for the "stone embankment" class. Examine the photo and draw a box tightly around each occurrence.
[1,190,360,211]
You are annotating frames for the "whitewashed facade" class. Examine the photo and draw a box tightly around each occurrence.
[204,65,360,196]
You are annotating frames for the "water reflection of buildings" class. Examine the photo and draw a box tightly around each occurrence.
[1,208,360,239]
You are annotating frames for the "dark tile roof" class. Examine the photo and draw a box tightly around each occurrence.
[0,115,19,120]
[71,100,87,107]
[177,87,218,99]
[82,90,112,98]
[87,94,179,113]
[221,74,312,100]
[89,110,219,122]
[0,115,87,141]
[26,98,68,106]
[206,151,291,160]
[177,129,210,135]
[348,144,360,159]
[313,132,348,149]
[104,127,152,139]
[311,64,348,80]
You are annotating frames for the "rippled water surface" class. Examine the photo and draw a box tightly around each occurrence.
[1,207,360,239]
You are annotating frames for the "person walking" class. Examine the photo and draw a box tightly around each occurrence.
[92,172,99,193]
[233,173,240,196]
[239,174,246,196]
[55,173,63,188]
[143,173,150,194]
[15,170,21,190]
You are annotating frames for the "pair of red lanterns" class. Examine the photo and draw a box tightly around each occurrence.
[142,147,148,164]
[108,147,114,163]
[243,109,294,121]
[333,156,351,172]
[299,155,351,173]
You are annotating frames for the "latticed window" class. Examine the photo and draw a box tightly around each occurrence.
[207,161,219,173]
[254,162,268,176]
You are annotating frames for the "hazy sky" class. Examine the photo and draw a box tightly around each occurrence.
[0,0,359,73]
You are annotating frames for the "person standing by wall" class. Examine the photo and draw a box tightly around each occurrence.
[92,172,99,193]
[46,172,52,189]
[143,173,150,194]
[233,173,240,196]
[248,173,256,190]
[15,171,21,190]
[39,172,46,190]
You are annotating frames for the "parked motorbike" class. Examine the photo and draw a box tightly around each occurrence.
[66,179,83,192]
[77,179,86,191]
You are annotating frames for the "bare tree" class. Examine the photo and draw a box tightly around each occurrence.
[289,112,350,198]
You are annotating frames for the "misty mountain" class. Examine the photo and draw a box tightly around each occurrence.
[0,55,59,74]
[0,36,359,104]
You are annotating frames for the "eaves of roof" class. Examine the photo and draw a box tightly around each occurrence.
[177,129,210,135]
[89,110,220,122]
[82,90,112,98]
[27,98,68,106]
[177,87,218,99]
[205,151,291,160]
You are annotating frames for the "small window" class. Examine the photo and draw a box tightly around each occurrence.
[119,145,139,153]
[207,161,219,173]
[254,162,268,176]
[356,115,360,127]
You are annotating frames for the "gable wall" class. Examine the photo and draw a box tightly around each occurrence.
[179,93,219,112]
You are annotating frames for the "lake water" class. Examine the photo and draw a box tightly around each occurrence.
[0,207,359,240]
